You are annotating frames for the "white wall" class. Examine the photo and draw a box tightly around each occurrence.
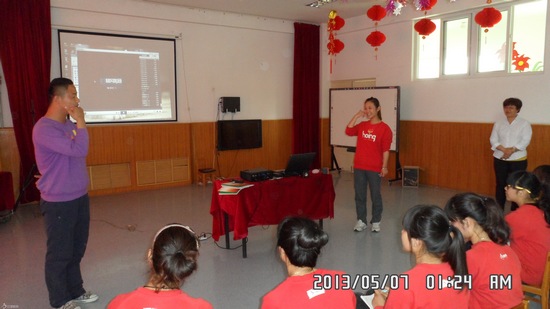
[2,0,549,126]
[1,0,297,126]
[322,0,550,125]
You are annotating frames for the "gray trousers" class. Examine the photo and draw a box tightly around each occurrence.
[354,169,383,224]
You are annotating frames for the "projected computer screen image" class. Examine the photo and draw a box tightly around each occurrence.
[58,30,177,123]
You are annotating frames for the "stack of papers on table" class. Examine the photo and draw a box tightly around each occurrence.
[218,182,254,195]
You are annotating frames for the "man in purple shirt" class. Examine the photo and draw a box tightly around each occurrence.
[32,78,98,309]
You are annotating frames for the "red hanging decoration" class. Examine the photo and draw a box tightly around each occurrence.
[414,18,436,39]
[331,16,346,31]
[366,31,386,49]
[367,5,387,22]
[418,0,438,11]
[327,38,345,54]
[366,5,387,58]
[475,7,502,32]
[327,10,345,73]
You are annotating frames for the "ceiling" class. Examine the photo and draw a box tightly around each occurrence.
[141,0,376,24]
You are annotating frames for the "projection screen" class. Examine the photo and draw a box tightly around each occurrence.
[58,30,177,123]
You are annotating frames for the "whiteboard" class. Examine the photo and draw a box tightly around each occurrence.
[330,87,400,151]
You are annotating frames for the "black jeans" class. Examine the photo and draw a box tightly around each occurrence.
[493,157,527,211]
[41,194,90,307]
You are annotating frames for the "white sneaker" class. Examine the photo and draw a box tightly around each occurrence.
[354,220,367,232]
[56,301,81,309]
[73,291,99,304]
[371,222,381,232]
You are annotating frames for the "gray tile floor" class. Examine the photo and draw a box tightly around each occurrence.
[0,171,520,309]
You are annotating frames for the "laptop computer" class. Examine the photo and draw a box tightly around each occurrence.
[283,152,316,176]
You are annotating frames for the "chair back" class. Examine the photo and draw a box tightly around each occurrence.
[510,299,529,309]
[522,251,550,309]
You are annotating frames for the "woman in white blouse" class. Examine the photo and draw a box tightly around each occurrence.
[489,97,532,211]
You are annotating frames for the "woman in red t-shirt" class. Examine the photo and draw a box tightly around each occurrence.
[372,205,470,308]
[261,217,356,309]
[108,224,213,309]
[445,192,523,308]
[345,97,393,233]
[504,171,550,286]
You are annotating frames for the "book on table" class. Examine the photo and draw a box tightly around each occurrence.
[218,181,254,195]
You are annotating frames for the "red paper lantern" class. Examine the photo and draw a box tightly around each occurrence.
[366,31,386,48]
[475,7,502,32]
[328,15,345,31]
[367,5,386,22]
[414,18,437,39]
[420,0,438,11]
[334,16,345,30]
[327,39,345,55]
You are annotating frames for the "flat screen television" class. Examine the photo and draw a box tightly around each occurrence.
[217,120,262,151]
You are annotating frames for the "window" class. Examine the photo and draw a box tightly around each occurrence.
[443,18,469,75]
[414,0,546,79]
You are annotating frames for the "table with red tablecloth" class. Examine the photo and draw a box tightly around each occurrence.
[210,173,335,256]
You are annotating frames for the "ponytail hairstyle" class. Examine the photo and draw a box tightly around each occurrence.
[402,205,468,278]
[507,171,542,204]
[533,165,550,226]
[365,97,382,120]
[445,193,510,245]
[277,217,329,268]
[150,224,200,292]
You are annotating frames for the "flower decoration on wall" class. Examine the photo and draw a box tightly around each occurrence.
[511,42,531,72]
[366,5,387,59]
[327,10,345,73]
[475,7,502,32]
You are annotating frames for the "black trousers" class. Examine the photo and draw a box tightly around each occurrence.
[493,157,527,211]
[41,194,90,307]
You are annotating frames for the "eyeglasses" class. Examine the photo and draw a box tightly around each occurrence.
[505,184,532,195]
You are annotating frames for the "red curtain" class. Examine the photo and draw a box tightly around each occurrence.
[293,23,320,167]
[0,0,52,203]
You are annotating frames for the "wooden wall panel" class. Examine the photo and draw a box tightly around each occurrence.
[320,118,331,168]
[210,120,293,178]
[1,120,547,198]
[400,121,549,196]
[190,122,217,179]
[529,125,550,169]
[86,123,192,195]
[0,128,19,196]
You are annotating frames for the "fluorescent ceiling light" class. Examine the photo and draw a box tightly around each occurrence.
[306,0,337,8]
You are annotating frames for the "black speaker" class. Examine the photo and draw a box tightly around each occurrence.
[220,97,240,113]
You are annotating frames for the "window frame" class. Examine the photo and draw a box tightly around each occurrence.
[413,0,546,80]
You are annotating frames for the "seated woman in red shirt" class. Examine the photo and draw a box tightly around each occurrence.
[505,170,550,286]
[261,217,356,309]
[107,224,213,309]
[445,193,523,308]
[372,205,470,308]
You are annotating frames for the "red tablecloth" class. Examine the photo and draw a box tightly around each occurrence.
[210,173,335,241]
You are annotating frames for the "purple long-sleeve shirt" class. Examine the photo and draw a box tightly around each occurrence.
[32,117,89,202]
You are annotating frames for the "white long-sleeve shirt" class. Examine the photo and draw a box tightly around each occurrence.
[490,116,532,160]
